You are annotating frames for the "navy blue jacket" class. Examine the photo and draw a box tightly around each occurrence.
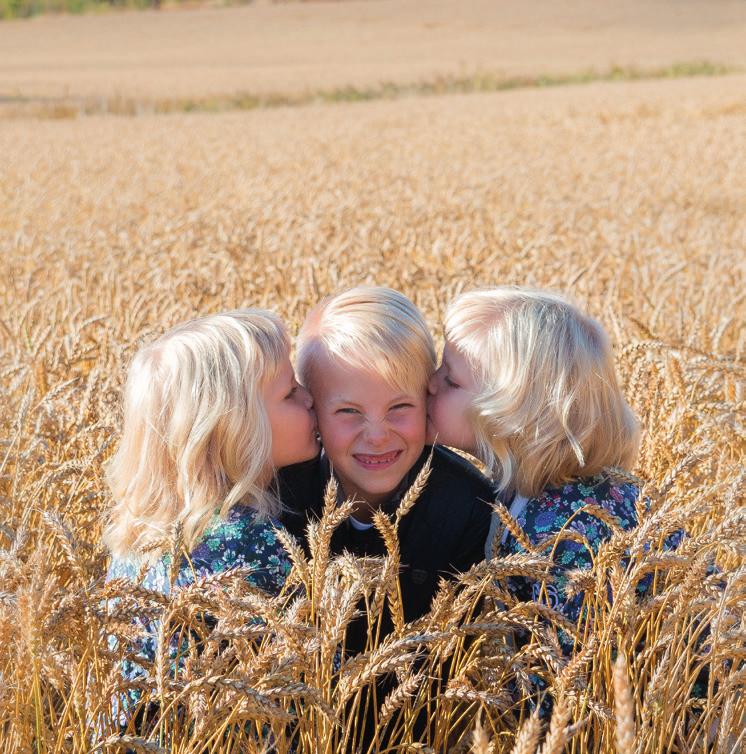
[278,445,493,628]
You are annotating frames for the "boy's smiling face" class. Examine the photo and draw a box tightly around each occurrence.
[309,352,427,514]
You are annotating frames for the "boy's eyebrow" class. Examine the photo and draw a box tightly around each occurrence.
[329,392,416,405]
[390,394,417,402]
[327,393,362,406]
[329,395,359,405]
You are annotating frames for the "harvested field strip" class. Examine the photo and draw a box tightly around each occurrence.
[1,60,738,120]
[3,1,746,102]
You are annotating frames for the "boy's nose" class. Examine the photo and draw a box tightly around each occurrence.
[427,373,439,395]
[363,421,389,445]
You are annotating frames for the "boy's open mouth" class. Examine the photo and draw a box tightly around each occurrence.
[353,450,402,470]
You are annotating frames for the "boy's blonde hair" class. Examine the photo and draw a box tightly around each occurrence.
[104,309,288,560]
[297,285,436,394]
[445,287,640,498]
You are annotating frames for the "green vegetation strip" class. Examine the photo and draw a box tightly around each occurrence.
[1,61,738,119]
[1,0,200,21]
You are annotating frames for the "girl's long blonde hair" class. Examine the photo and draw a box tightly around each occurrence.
[445,287,640,499]
[104,309,288,560]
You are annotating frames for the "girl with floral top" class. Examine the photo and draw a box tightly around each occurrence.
[104,309,319,708]
[426,287,642,648]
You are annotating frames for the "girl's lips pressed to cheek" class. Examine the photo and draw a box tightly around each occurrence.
[352,450,403,470]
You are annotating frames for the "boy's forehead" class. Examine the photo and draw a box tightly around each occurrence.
[309,352,422,401]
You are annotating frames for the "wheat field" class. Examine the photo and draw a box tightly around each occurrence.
[1,2,745,752]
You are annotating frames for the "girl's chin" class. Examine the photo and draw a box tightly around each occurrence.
[425,416,440,445]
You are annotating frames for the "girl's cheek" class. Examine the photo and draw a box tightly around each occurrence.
[430,394,444,420]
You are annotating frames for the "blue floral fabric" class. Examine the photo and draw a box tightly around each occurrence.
[497,474,640,635]
[495,473,700,714]
[108,504,291,594]
[107,504,292,709]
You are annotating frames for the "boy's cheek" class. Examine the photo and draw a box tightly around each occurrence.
[316,417,349,453]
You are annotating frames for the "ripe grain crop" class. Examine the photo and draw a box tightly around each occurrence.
[0,69,744,752]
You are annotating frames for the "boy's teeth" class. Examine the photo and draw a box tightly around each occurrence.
[356,451,399,464]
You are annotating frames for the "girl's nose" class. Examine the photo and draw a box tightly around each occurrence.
[427,372,439,396]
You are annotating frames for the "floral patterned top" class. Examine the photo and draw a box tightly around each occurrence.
[107,504,292,709]
[493,474,641,647]
[108,504,292,594]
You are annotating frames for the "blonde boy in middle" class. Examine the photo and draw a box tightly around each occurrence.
[279,286,493,646]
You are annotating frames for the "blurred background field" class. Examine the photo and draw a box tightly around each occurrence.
[1,0,746,114]
[1,2,744,752]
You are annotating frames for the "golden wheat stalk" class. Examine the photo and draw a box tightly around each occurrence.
[613,654,637,753]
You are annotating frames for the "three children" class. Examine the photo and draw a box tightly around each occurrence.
[105,285,642,664]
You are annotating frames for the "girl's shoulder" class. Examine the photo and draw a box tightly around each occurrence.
[195,504,285,555]
[520,473,640,542]
[535,473,638,511]
[188,504,291,592]
[107,506,292,595]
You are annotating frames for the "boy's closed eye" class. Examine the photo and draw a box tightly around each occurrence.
[335,402,415,414]
[444,375,461,389]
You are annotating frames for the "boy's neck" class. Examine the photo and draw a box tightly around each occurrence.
[347,497,384,523]
[336,482,390,522]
